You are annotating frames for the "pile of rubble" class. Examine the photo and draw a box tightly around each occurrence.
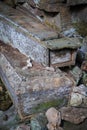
[0,0,87,130]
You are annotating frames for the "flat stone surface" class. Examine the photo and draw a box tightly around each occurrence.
[45,38,81,50]
[0,42,74,119]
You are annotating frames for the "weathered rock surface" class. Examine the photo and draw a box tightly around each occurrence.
[60,107,87,124]
[0,78,13,111]
[69,66,82,85]
[69,85,87,107]
[27,0,65,12]
[30,113,47,130]
[0,2,81,67]
[0,42,74,119]
[46,107,63,130]
[0,105,20,130]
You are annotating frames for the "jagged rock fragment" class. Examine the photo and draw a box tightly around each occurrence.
[69,84,87,107]
[60,107,87,124]
[46,107,63,130]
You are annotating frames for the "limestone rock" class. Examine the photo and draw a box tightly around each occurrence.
[60,107,87,124]
[69,92,83,107]
[46,107,62,130]
[69,85,87,107]
[69,66,82,85]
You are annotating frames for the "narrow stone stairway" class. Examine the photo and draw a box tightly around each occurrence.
[0,2,81,119]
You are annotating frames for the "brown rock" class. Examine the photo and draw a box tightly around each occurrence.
[60,107,87,124]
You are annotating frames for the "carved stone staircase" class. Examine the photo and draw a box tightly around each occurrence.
[0,2,81,119]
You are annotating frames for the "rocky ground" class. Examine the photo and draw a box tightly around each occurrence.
[0,35,87,130]
[0,1,87,130]
[0,21,87,129]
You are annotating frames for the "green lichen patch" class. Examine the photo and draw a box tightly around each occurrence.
[32,98,67,113]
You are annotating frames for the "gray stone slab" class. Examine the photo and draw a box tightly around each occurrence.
[45,38,81,50]
[0,2,81,67]
[0,43,74,119]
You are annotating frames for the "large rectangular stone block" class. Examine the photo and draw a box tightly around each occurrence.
[0,2,81,68]
[0,42,74,119]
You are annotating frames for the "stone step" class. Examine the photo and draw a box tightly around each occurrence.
[0,42,74,119]
[0,2,81,67]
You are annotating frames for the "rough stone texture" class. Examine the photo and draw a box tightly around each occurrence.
[46,107,62,130]
[28,0,65,12]
[60,107,87,124]
[30,113,47,130]
[67,0,87,6]
[22,2,72,31]
[69,66,82,84]
[69,85,87,107]
[0,42,74,119]
[0,2,81,67]
[16,124,30,130]
[46,107,61,125]
[81,61,87,72]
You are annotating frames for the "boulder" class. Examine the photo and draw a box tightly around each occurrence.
[69,85,87,107]
[46,107,63,130]
[60,107,87,124]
